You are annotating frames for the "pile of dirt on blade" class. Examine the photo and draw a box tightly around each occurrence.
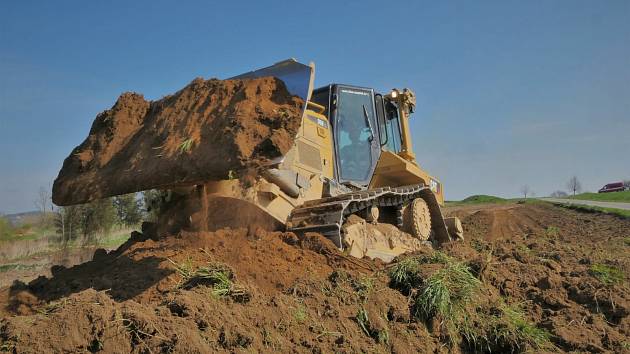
[52,76,304,206]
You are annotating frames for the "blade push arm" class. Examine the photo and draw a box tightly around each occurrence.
[385,88,417,163]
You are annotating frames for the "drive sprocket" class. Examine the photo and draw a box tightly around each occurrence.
[402,198,432,241]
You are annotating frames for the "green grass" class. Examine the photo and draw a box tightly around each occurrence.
[446,195,507,206]
[388,257,423,292]
[512,198,546,205]
[446,195,550,207]
[414,261,481,321]
[96,230,132,248]
[545,226,559,237]
[462,195,506,203]
[168,259,250,302]
[388,252,481,343]
[52,227,136,250]
[589,264,625,285]
[293,304,308,323]
[356,306,389,345]
[388,252,553,351]
[0,216,13,239]
[388,251,454,293]
[569,190,630,203]
[193,265,235,298]
[557,203,630,219]
[0,224,55,242]
[0,263,39,273]
[463,303,552,352]
[178,138,195,153]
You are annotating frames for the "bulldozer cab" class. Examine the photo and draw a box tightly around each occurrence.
[310,84,407,189]
[312,85,381,186]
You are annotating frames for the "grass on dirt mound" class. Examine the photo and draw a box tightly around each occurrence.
[388,251,552,352]
[3,202,630,352]
[0,228,443,353]
[569,190,630,203]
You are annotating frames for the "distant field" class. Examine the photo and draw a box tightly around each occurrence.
[569,190,630,203]
[558,203,630,219]
[446,194,507,206]
[0,226,134,263]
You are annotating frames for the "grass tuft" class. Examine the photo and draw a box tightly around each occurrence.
[356,307,389,345]
[388,251,554,351]
[178,138,195,153]
[36,299,69,316]
[413,261,481,321]
[589,263,624,285]
[354,276,375,302]
[545,226,559,237]
[463,303,551,352]
[389,252,481,343]
[293,304,307,323]
[167,257,195,285]
[168,259,250,302]
[388,257,422,293]
[388,251,454,293]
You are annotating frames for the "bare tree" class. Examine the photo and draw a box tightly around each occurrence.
[34,186,51,213]
[520,185,530,199]
[34,186,52,226]
[566,176,582,196]
[550,190,568,198]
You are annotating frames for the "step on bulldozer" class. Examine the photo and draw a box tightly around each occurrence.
[54,59,463,262]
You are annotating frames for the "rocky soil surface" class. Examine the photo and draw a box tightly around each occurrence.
[0,202,628,353]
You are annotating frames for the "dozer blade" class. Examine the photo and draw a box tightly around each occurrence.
[229,59,315,101]
[52,59,315,206]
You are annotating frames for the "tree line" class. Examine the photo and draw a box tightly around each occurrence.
[522,176,630,199]
[0,189,167,244]
[54,191,165,244]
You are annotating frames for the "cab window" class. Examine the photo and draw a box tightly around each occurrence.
[335,88,376,182]
[383,101,402,153]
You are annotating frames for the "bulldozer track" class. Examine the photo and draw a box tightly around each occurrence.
[287,184,450,248]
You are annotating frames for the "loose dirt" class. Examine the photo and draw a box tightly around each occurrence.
[52,77,304,206]
[0,246,101,288]
[445,202,630,352]
[1,202,628,353]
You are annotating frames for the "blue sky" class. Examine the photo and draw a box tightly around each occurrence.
[1,1,629,213]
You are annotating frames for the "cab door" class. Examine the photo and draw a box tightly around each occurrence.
[331,85,381,186]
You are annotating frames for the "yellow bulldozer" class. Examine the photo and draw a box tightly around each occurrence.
[53,59,462,262]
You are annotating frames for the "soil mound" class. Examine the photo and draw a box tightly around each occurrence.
[0,227,437,353]
[1,203,628,353]
[52,76,304,206]
[445,202,630,352]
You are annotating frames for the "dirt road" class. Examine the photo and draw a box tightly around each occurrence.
[542,197,630,210]
[0,202,628,353]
